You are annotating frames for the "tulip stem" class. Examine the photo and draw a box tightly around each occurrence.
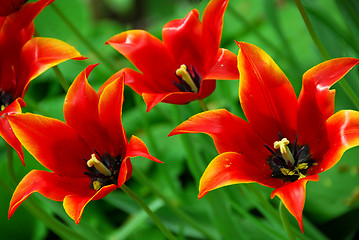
[121,184,177,240]
[6,143,18,185]
[294,0,359,109]
[279,201,296,240]
[198,99,209,111]
[132,169,216,240]
[52,65,69,92]
[50,3,116,72]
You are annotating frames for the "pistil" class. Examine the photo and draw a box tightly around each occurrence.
[176,64,198,92]
[87,154,111,177]
[274,138,295,167]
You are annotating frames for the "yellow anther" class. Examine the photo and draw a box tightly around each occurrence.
[1,105,5,111]
[297,163,309,170]
[87,154,111,176]
[176,64,198,92]
[93,180,102,190]
[274,138,295,166]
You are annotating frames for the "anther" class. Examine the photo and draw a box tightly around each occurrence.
[176,64,198,92]
[274,138,295,167]
[92,180,102,190]
[87,154,112,177]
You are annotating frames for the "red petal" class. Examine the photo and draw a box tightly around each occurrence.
[162,9,204,74]
[142,79,216,112]
[121,68,166,94]
[125,135,162,163]
[8,113,91,176]
[98,71,127,157]
[106,30,177,91]
[117,157,132,188]
[3,0,53,31]
[204,48,239,80]
[0,98,25,164]
[316,110,359,173]
[199,152,278,199]
[297,58,359,156]
[202,0,229,69]
[237,42,298,145]
[9,170,92,219]
[64,64,113,155]
[0,0,27,16]
[169,109,269,164]
[63,184,116,224]
[15,37,86,98]
[271,174,319,232]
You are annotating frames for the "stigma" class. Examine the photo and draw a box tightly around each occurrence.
[266,135,315,182]
[174,64,201,93]
[84,152,122,191]
[274,138,295,167]
[87,154,111,176]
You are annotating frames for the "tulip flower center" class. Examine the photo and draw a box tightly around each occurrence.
[174,64,201,93]
[84,152,122,190]
[0,91,13,111]
[266,136,315,182]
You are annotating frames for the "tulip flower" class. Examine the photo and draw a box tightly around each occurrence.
[0,0,85,164]
[106,0,238,111]
[170,42,359,231]
[7,64,162,224]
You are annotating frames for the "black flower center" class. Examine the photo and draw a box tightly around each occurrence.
[266,134,315,182]
[173,64,201,93]
[0,91,13,111]
[84,151,122,190]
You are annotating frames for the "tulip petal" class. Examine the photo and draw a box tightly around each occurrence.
[202,0,229,69]
[297,58,359,156]
[106,30,177,91]
[117,157,132,188]
[15,37,86,98]
[0,98,25,164]
[126,135,162,163]
[317,110,359,173]
[271,174,319,232]
[64,64,112,155]
[63,184,116,224]
[199,152,279,199]
[8,113,91,176]
[9,170,92,219]
[162,9,204,73]
[204,48,239,80]
[237,42,298,145]
[120,68,165,94]
[0,0,27,16]
[169,109,269,164]
[98,71,127,157]
[4,0,53,31]
[142,79,215,112]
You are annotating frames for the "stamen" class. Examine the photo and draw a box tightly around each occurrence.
[87,154,111,177]
[92,180,102,190]
[1,105,5,111]
[176,64,198,92]
[274,138,295,167]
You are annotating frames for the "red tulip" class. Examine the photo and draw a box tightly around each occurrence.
[0,0,85,164]
[170,42,359,231]
[106,0,238,111]
[8,64,162,223]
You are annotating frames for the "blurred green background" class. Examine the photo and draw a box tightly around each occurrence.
[0,0,358,239]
